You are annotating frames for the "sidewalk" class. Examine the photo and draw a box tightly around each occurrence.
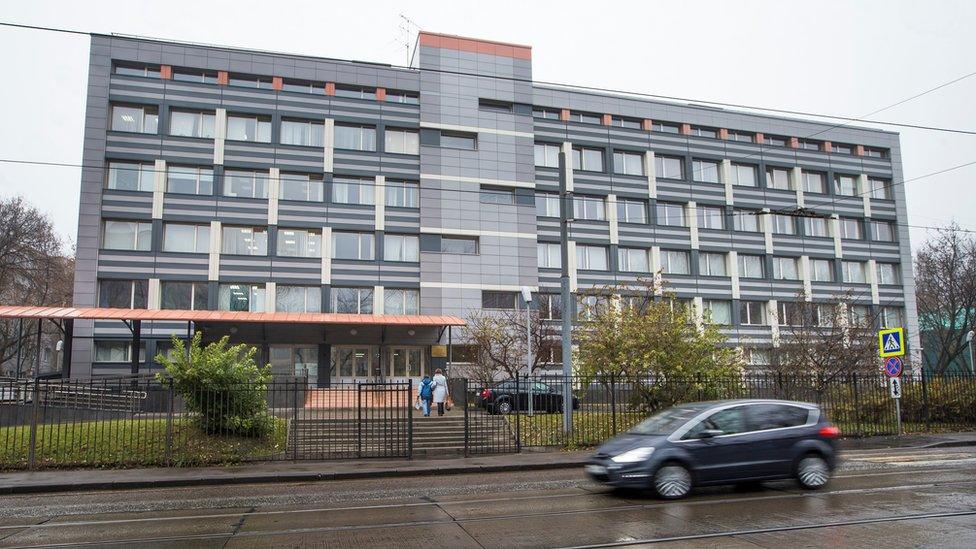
[1,432,974,495]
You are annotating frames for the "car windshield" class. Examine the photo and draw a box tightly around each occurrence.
[629,404,710,436]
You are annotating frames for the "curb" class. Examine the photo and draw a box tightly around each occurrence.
[0,458,590,495]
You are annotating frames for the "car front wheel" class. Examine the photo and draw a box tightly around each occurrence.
[652,462,692,499]
[795,454,830,490]
[496,399,513,415]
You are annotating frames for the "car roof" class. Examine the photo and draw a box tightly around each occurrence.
[699,398,819,409]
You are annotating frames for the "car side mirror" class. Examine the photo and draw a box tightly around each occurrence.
[700,429,724,439]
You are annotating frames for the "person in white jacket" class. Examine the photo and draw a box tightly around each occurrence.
[430,369,450,416]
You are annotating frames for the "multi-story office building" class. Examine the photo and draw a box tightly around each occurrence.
[70,31,918,380]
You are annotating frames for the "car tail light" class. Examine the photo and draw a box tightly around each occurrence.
[819,425,840,438]
[480,389,491,399]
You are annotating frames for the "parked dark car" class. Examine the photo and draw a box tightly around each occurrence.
[478,380,580,414]
[586,399,839,499]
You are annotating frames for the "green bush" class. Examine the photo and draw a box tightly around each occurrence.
[156,332,275,437]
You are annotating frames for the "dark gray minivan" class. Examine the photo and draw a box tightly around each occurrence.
[586,400,840,499]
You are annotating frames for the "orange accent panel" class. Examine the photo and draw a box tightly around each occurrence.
[754,132,765,144]
[642,119,653,131]
[376,87,386,101]
[159,65,172,80]
[855,144,865,156]
[680,123,692,135]
[718,128,729,140]
[601,114,612,126]
[418,31,532,60]
[560,109,570,122]
[272,76,283,91]
[325,82,336,96]
[217,71,229,85]
[789,137,800,149]
[822,141,832,153]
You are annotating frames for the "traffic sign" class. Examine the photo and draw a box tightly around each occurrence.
[878,327,905,358]
[889,376,902,399]
[883,356,903,378]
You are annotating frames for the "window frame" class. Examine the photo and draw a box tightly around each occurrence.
[331,231,376,260]
[383,234,420,262]
[439,236,478,254]
[162,223,211,254]
[225,113,272,143]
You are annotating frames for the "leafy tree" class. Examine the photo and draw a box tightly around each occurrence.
[156,332,274,437]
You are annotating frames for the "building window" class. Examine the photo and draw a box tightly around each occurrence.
[107,161,154,192]
[440,236,478,254]
[657,202,687,227]
[799,139,821,151]
[161,281,209,310]
[804,217,829,238]
[114,63,160,78]
[731,163,757,187]
[764,135,788,147]
[618,248,649,273]
[613,151,644,175]
[332,177,374,205]
[534,143,561,168]
[661,250,691,275]
[478,98,513,113]
[332,287,373,314]
[281,119,325,147]
[727,130,754,143]
[482,291,519,309]
[738,254,765,278]
[834,174,859,196]
[171,69,217,84]
[832,143,853,155]
[386,90,419,104]
[772,257,800,280]
[218,283,265,312]
[778,301,801,326]
[572,146,605,172]
[440,131,477,150]
[276,228,322,258]
[740,301,766,325]
[226,114,272,143]
[386,181,419,208]
[538,293,562,320]
[169,110,215,138]
[228,74,272,89]
[577,295,608,320]
[803,172,827,194]
[334,85,376,100]
[384,128,419,155]
[703,300,732,325]
[576,245,609,270]
[612,116,642,129]
[880,307,903,328]
[765,167,791,190]
[536,193,560,217]
[652,121,681,134]
[693,159,721,183]
[842,260,867,283]
[384,289,419,315]
[849,304,871,326]
[568,111,601,124]
[538,242,561,269]
[770,214,796,235]
[573,195,606,221]
[167,165,214,195]
[480,186,515,205]
[839,218,864,240]
[877,263,901,285]
[334,124,377,151]
[276,285,321,313]
[617,199,647,224]
[810,259,835,282]
[620,295,652,314]
[870,220,896,242]
[102,220,151,251]
[690,126,717,139]
[697,205,726,230]
[222,226,268,256]
[532,107,561,120]
[98,279,148,309]
[864,147,888,159]
[94,341,146,363]
[332,232,375,260]
[223,169,269,199]
[733,209,760,232]
[869,178,893,200]
[384,234,419,262]
[110,104,158,133]
[699,252,728,276]
[163,223,210,253]
[655,155,684,179]
[280,173,324,202]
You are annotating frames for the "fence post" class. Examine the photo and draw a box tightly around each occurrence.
[27,377,40,470]
[357,383,363,459]
[610,372,617,436]
[165,385,174,466]
[292,381,299,460]
[852,374,861,437]
[463,379,470,458]
[515,373,521,453]
[921,369,930,431]
[407,380,413,459]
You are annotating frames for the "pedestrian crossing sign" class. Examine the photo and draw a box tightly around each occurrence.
[878,327,905,358]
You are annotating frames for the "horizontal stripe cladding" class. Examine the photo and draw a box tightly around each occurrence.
[879,288,906,305]
[843,241,902,262]
[101,192,153,219]
[871,200,897,217]
[772,236,834,256]
[153,254,209,278]
[270,258,322,282]
[162,195,217,220]
[655,226,692,248]
[568,221,610,243]
[97,251,156,276]
[217,197,268,224]
[219,256,271,279]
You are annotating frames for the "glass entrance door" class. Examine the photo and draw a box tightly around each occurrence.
[332,346,373,384]
[388,347,425,381]
[269,345,319,386]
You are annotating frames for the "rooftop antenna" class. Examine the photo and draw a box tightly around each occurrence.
[398,14,421,66]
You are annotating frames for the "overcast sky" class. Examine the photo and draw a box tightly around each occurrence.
[1,0,974,251]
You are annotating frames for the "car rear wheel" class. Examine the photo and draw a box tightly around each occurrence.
[652,462,692,499]
[795,454,830,490]
[496,399,513,415]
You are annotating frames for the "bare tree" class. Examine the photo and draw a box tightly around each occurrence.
[460,308,560,385]
[0,197,74,376]
[915,224,976,374]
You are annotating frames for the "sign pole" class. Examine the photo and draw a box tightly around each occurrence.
[895,397,902,435]
[558,150,573,435]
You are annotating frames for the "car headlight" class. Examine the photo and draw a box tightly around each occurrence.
[610,447,655,463]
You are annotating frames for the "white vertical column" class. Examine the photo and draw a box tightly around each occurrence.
[762,208,774,254]
[651,246,662,295]
[831,214,843,258]
[321,226,332,284]
[561,141,574,192]
[323,119,335,173]
[265,282,277,313]
[607,194,618,245]
[868,258,880,305]
[801,255,812,301]
[768,299,780,346]
[148,278,161,310]
[687,201,699,250]
[214,108,227,166]
[791,167,804,208]
[373,286,385,314]
[374,175,386,231]
[728,251,740,300]
[859,174,872,217]
[152,159,166,219]
[644,151,657,199]
[208,221,222,281]
[721,159,734,205]
[268,168,280,226]
[568,241,578,292]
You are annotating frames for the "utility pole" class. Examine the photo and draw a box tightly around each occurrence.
[522,287,534,417]
[558,151,573,434]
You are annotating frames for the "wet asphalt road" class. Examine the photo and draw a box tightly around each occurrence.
[0,446,974,547]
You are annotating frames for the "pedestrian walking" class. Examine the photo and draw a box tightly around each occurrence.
[431,368,450,416]
[417,375,434,417]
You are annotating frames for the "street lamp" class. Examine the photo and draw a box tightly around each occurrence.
[967,330,975,375]
[521,286,534,417]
